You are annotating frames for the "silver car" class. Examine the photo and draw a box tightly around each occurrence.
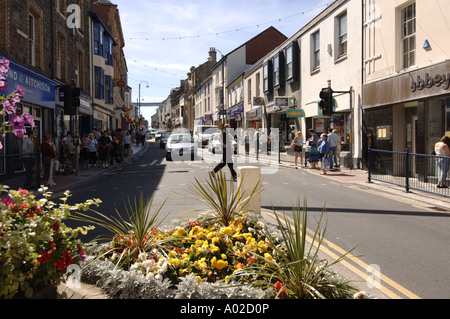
[165,133,195,161]
[207,132,237,154]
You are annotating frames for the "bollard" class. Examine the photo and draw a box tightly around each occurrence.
[237,166,261,215]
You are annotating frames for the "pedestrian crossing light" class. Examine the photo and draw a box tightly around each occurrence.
[319,87,333,116]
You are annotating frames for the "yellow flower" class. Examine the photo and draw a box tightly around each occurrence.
[176,227,186,236]
[211,257,228,270]
[221,227,233,235]
[169,250,178,257]
[212,237,220,245]
[264,253,273,260]
[170,258,181,267]
[196,276,202,284]
[221,254,227,260]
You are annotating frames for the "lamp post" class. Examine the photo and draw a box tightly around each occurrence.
[138,80,149,126]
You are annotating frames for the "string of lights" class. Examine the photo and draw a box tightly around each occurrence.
[125,56,186,78]
[125,3,329,41]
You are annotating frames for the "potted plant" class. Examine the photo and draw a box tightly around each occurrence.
[0,186,99,298]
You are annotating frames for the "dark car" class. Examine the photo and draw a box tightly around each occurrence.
[159,131,172,149]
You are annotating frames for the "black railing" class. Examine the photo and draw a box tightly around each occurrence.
[0,152,41,191]
[368,147,450,197]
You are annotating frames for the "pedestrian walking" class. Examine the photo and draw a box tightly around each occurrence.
[308,129,319,169]
[435,135,450,188]
[80,133,91,169]
[88,133,98,167]
[212,124,237,182]
[291,131,304,169]
[48,135,57,187]
[22,130,36,188]
[98,131,111,168]
[124,131,131,157]
[327,128,339,169]
[318,133,329,175]
[41,135,56,187]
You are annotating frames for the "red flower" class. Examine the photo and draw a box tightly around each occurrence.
[18,188,28,196]
[274,281,288,299]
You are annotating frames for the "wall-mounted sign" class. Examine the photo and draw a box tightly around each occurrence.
[286,109,305,118]
[253,97,263,105]
[410,73,450,92]
[275,97,289,108]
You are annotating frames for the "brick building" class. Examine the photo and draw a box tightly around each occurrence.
[0,0,91,156]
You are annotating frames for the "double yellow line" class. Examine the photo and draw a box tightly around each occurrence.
[261,209,421,299]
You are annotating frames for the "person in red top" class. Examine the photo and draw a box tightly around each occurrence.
[41,135,56,187]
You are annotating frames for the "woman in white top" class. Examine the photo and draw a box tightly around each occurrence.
[435,136,450,188]
[292,131,304,169]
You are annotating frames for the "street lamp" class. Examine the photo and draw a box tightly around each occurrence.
[138,80,149,120]
[209,48,225,126]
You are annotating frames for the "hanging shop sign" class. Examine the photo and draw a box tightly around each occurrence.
[286,109,305,118]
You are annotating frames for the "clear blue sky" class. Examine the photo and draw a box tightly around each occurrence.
[114,0,330,123]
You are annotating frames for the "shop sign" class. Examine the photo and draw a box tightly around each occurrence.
[3,58,56,109]
[247,107,261,119]
[286,109,305,118]
[234,112,242,122]
[410,73,450,92]
[253,97,263,105]
[275,97,289,108]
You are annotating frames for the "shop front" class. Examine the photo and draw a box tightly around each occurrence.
[362,60,450,165]
[245,106,262,130]
[2,58,57,155]
[228,103,243,129]
[266,97,298,142]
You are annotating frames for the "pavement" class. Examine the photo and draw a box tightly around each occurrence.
[56,141,450,299]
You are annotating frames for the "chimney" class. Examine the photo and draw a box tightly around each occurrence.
[208,47,217,63]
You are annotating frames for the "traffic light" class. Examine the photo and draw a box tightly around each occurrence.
[319,87,333,116]
[64,84,80,115]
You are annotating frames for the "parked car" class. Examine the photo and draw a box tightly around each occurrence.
[165,133,195,161]
[159,131,172,149]
[207,132,237,154]
[194,125,220,147]
[155,130,166,141]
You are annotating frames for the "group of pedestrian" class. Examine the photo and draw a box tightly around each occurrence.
[292,128,341,174]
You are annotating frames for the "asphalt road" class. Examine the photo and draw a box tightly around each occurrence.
[65,141,450,299]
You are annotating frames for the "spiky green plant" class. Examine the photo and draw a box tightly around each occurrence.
[238,198,359,299]
[69,193,168,269]
[185,170,261,227]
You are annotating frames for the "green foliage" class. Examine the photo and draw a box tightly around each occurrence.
[70,193,168,269]
[185,170,261,227]
[0,186,99,299]
[236,198,359,299]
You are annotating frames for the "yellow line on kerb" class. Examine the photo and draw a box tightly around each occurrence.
[262,209,421,299]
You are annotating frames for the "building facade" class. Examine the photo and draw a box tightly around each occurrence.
[0,0,91,157]
[362,0,450,166]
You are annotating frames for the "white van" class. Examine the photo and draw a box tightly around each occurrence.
[194,125,221,147]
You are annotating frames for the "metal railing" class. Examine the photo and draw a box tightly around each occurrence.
[368,147,450,197]
[0,152,41,191]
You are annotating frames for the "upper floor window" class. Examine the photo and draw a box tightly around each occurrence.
[401,2,416,69]
[285,41,299,82]
[273,54,281,89]
[337,13,347,58]
[94,67,104,100]
[94,24,103,56]
[28,14,36,66]
[104,36,113,65]
[312,31,320,71]
[263,61,273,94]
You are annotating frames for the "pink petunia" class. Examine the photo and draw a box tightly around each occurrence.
[2,99,16,115]
[22,113,34,127]
[0,57,9,73]
[15,85,25,98]
[0,74,6,90]
[11,116,26,138]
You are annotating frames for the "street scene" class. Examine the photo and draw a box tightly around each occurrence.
[0,0,449,304]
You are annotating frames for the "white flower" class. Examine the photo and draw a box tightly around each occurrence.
[146,272,154,281]
[138,252,148,261]
[155,274,163,281]
[142,259,155,272]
